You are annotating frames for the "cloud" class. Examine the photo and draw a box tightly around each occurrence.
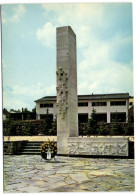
[11,5,26,22]
[2,5,26,24]
[38,3,133,96]
[36,22,56,48]
[3,82,56,110]
[109,35,133,64]
[41,3,104,25]
[37,3,104,48]
[2,59,7,69]
[78,44,133,95]
[1,10,6,23]
[12,82,56,99]
[3,94,29,111]
[2,3,133,111]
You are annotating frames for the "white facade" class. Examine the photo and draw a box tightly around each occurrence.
[78,99,129,123]
[35,93,130,123]
[36,102,57,120]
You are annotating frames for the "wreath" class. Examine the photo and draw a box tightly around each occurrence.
[40,140,57,160]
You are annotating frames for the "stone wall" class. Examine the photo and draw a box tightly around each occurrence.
[4,141,27,155]
[68,137,129,156]
[3,136,134,157]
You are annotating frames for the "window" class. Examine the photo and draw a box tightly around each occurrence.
[111,112,126,122]
[95,113,107,122]
[92,102,107,106]
[78,113,88,123]
[110,101,126,106]
[78,102,88,107]
[40,114,53,120]
[40,103,53,108]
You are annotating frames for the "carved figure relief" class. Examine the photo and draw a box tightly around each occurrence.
[56,67,68,119]
[68,141,128,156]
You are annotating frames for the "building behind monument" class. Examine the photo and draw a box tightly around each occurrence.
[35,92,133,123]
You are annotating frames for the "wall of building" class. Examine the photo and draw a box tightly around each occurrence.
[36,98,129,123]
[36,102,57,120]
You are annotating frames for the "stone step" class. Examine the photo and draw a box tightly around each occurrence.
[25,142,44,146]
[22,149,41,152]
[17,141,44,155]
[24,145,42,148]
[18,152,41,155]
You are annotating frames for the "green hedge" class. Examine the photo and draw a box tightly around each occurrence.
[79,122,134,136]
[3,119,134,136]
[3,119,57,136]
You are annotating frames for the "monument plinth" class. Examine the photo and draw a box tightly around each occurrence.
[56,26,78,155]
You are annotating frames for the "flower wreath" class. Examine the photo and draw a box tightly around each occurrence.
[40,140,57,160]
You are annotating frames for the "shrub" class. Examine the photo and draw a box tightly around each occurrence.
[124,122,134,135]
[98,121,109,135]
[87,108,98,135]
[3,118,16,136]
[43,109,53,135]
[22,123,33,136]
[79,123,87,136]
[51,117,57,135]
[110,119,124,135]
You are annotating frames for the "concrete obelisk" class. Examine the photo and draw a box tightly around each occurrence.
[56,26,78,155]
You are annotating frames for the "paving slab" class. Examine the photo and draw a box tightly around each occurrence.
[4,155,135,192]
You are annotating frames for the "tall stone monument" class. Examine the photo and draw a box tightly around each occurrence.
[56,26,78,155]
[56,26,128,157]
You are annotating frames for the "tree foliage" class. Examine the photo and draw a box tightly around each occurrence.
[51,116,57,135]
[43,109,53,135]
[3,118,16,136]
[87,108,98,135]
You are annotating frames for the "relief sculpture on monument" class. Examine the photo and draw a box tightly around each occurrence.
[56,68,68,119]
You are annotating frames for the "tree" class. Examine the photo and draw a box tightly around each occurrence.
[23,108,30,112]
[3,118,16,136]
[32,107,36,113]
[51,116,57,135]
[87,108,98,135]
[125,110,134,136]
[43,108,53,135]
[98,121,108,135]
[110,113,124,135]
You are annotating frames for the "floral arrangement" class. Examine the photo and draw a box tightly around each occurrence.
[40,140,57,160]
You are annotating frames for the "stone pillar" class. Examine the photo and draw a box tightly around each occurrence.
[56,26,78,155]
[107,112,110,123]
[37,114,40,120]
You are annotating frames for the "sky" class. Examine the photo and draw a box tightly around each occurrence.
[1,3,133,111]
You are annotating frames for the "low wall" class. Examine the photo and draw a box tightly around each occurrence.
[3,136,57,142]
[3,136,133,157]
[3,141,27,155]
[68,137,129,156]
[3,135,133,142]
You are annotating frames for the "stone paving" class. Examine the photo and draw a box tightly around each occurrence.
[4,155,135,192]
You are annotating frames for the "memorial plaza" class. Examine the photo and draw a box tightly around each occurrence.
[3,24,135,193]
[4,155,134,192]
